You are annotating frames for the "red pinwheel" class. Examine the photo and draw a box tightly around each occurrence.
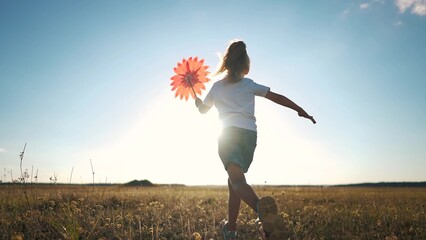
[171,57,210,100]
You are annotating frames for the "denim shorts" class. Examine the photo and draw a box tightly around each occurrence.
[218,126,257,173]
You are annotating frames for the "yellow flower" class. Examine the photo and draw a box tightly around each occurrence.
[192,232,202,240]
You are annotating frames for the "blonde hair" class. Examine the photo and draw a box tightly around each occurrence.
[215,40,250,83]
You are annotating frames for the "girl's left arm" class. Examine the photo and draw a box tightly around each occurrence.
[265,90,316,124]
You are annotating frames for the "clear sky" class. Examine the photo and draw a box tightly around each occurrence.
[1,0,425,185]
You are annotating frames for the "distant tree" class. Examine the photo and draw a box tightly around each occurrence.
[125,179,154,187]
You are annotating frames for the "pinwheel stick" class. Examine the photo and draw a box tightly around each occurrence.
[186,75,197,98]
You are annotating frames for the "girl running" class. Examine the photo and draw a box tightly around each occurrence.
[195,40,315,239]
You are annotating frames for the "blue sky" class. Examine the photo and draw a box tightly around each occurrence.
[1,0,425,185]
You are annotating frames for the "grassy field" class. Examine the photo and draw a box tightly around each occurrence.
[0,185,425,239]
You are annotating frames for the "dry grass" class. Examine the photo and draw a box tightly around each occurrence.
[0,185,425,239]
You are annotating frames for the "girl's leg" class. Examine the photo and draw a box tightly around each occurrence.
[227,178,241,231]
[227,163,259,212]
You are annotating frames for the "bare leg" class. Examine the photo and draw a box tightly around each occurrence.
[227,163,259,213]
[227,178,241,231]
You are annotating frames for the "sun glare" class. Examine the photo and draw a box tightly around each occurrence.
[82,90,223,185]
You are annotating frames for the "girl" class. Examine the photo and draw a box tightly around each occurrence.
[195,40,315,240]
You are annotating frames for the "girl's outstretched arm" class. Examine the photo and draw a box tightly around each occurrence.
[265,91,316,124]
[195,98,212,114]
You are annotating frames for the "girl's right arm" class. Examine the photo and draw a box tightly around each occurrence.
[265,91,316,124]
[195,98,211,114]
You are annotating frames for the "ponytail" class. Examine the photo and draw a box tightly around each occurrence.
[215,40,250,83]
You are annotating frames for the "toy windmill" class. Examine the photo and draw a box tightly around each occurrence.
[170,57,210,100]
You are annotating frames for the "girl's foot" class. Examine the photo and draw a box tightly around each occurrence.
[257,196,293,240]
[221,220,237,240]
[256,218,268,240]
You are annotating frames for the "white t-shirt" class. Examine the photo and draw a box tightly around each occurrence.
[203,78,270,132]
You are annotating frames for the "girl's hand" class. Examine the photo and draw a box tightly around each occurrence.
[298,110,316,124]
[195,97,203,108]
[195,97,212,114]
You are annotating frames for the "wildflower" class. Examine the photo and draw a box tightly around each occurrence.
[385,236,398,240]
[38,194,46,201]
[192,232,202,240]
[11,233,23,240]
